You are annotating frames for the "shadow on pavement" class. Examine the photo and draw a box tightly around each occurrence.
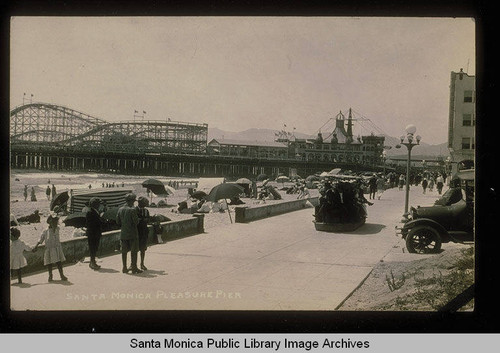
[11,282,34,288]
[96,267,120,274]
[350,223,386,235]
[127,269,168,278]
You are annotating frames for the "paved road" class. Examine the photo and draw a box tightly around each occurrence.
[10,185,450,311]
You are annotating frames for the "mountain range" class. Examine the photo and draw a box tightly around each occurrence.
[208,127,449,159]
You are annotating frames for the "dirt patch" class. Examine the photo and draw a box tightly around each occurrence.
[339,245,474,311]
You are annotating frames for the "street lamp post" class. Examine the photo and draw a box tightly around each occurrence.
[381,150,387,175]
[395,124,421,221]
[445,156,452,180]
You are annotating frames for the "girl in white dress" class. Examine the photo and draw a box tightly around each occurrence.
[10,227,33,284]
[33,213,68,282]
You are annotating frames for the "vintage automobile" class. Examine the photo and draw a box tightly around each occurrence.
[396,169,474,253]
[313,175,369,232]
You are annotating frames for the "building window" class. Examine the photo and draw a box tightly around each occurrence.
[464,90,474,103]
[461,137,471,150]
[462,114,472,126]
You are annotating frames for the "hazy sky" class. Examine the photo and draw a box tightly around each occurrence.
[10,17,475,144]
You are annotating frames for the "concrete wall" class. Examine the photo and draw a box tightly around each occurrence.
[234,197,319,223]
[21,215,204,274]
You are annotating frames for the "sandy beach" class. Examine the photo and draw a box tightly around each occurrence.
[10,170,315,247]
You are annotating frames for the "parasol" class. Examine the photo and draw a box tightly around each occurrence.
[50,191,69,211]
[276,175,290,185]
[142,179,169,196]
[235,178,252,184]
[63,212,87,228]
[328,168,342,176]
[206,183,244,223]
[164,185,175,195]
[305,175,320,182]
[256,174,268,181]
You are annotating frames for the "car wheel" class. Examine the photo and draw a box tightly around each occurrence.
[405,226,442,254]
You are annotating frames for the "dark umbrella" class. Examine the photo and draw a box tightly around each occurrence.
[142,179,168,196]
[63,212,87,228]
[50,191,69,211]
[206,183,244,223]
[256,174,268,181]
[191,190,207,200]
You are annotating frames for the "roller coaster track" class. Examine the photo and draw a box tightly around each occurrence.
[10,102,208,154]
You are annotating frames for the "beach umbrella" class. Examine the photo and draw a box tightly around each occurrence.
[191,190,207,200]
[256,174,268,181]
[207,183,244,202]
[305,175,320,182]
[235,178,252,184]
[63,212,87,228]
[50,191,69,211]
[276,175,290,186]
[328,168,342,175]
[164,185,175,195]
[142,179,169,196]
[206,183,244,223]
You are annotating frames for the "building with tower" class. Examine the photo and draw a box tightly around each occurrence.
[287,108,385,166]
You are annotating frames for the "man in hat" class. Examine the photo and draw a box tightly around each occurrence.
[116,193,142,274]
[86,197,103,270]
[434,177,462,206]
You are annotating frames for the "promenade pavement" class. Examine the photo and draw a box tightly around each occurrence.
[10,185,452,311]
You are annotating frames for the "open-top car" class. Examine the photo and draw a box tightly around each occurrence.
[396,169,474,253]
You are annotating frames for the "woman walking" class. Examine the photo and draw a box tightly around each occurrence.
[422,178,428,194]
[436,175,444,195]
[398,174,405,191]
[428,177,434,192]
[376,176,386,200]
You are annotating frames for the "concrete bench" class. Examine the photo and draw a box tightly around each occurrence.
[234,197,319,223]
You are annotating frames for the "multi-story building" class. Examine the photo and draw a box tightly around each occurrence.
[448,68,475,174]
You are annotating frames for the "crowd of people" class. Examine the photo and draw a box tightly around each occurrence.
[10,192,163,284]
[315,178,373,224]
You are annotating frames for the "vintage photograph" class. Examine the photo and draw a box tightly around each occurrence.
[9,17,475,312]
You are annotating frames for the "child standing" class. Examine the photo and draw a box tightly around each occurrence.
[33,213,68,282]
[10,227,33,284]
